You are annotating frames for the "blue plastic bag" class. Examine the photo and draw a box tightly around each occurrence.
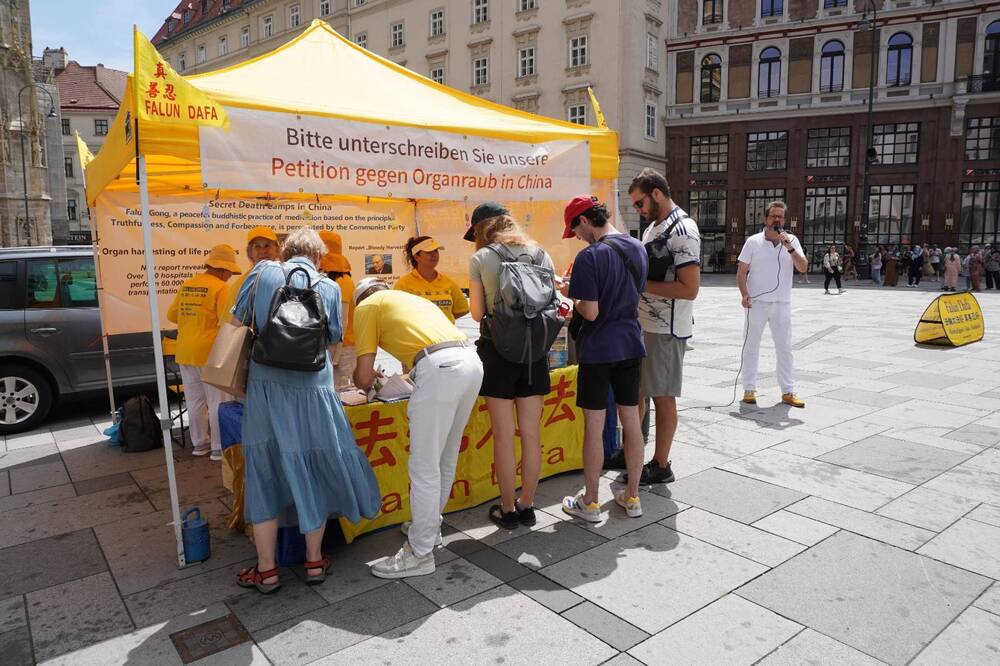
[103,407,124,446]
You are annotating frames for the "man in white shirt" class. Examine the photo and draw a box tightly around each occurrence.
[737,200,808,408]
[627,168,701,485]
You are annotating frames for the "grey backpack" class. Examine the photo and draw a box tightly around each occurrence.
[483,244,565,371]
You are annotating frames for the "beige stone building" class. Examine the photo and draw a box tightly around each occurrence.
[151,0,670,231]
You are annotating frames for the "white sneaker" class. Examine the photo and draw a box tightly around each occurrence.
[400,520,444,547]
[370,543,436,579]
[614,490,643,518]
[561,494,601,523]
[838,289,845,294]
[209,452,223,462]
[191,447,210,457]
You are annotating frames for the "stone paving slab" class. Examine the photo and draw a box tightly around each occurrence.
[0,483,76,512]
[818,435,972,485]
[0,529,108,598]
[403,557,503,608]
[973,581,1000,616]
[785,497,936,551]
[0,445,59,471]
[966,501,1000,527]
[911,606,1000,665]
[662,508,806,567]
[737,531,991,666]
[9,460,70,494]
[751,509,840,546]
[874,486,981,532]
[227,570,328,632]
[663,468,806,523]
[757,628,886,665]
[916,517,1000,579]
[561,601,649,651]
[0,596,26,633]
[0,627,32,666]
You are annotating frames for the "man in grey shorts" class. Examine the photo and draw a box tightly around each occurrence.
[627,169,701,484]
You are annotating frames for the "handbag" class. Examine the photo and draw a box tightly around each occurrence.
[569,236,643,341]
[201,272,263,396]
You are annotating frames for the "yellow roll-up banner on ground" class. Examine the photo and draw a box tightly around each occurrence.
[338,365,584,542]
[914,292,985,347]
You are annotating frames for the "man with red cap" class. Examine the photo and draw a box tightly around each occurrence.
[559,195,649,523]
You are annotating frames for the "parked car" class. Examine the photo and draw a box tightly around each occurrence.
[0,246,157,434]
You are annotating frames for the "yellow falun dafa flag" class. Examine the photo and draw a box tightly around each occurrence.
[133,27,228,128]
[74,131,94,180]
[587,86,607,129]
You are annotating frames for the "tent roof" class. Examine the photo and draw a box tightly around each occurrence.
[87,20,618,204]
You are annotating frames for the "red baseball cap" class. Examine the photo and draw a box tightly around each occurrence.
[563,195,600,238]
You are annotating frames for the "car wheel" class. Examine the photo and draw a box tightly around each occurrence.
[0,365,54,436]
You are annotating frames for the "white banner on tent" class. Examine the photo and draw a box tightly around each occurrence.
[200,107,590,201]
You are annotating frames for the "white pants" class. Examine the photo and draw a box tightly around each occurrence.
[406,346,483,556]
[741,300,794,394]
[334,345,357,389]
[179,364,226,453]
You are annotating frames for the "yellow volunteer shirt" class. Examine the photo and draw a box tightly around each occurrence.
[335,274,356,347]
[354,290,465,367]
[221,269,251,322]
[393,270,470,323]
[166,273,230,367]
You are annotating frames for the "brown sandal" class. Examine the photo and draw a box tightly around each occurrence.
[237,565,281,594]
[303,556,331,586]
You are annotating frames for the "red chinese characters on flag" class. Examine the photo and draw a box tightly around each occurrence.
[146,82,158,99]
[154,62,168,79]
[353,409,398,468]
[544,375,576,426]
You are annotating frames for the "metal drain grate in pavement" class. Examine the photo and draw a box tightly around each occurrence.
[170,613,251,663]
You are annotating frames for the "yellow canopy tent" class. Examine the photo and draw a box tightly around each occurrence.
[86,20,618,566]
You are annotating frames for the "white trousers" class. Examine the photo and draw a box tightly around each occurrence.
[179,364,226,453]
[334,345,357,389]
[741,300,795,394]
[406,346,484,557]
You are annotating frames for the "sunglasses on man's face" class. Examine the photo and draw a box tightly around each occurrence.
[632,193,650,210]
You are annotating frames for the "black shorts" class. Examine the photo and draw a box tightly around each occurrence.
[577,358,642,410]
[477,338,551,399]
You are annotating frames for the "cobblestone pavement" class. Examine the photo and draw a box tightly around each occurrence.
[2,277,998,665]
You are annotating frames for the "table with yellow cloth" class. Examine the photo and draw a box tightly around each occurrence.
[220,365,584,542]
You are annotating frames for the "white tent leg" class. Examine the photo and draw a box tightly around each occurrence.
[89,222,117,421]
[138,155,186,568]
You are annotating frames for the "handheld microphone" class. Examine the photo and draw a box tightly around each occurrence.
[773,225,784,234]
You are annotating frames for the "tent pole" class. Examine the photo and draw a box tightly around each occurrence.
[138,155,186,568]
[89,213,117,421]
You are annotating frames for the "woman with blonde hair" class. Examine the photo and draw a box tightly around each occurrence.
[465,202,555,529]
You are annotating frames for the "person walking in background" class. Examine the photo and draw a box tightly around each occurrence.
[930,245,942,283]
[942,247,961,292]
[985,245,1000,290]
[823,245,844,295]
[969,246,985,292]
[319,231,357,389]
[465,203,554,529]
[843,245,857,281]
[232,229,381,594]
[167,244,240,461]
[394,236,470,323]
[870,246,883,286]
[907,244,925,288]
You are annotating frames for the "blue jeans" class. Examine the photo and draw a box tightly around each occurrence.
[872,266,882,286]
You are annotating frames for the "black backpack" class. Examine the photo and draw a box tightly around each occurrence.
[482,244,564,372]
[119,395,162,453]
[251,264,328,372]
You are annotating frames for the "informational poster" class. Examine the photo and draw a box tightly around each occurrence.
[200,108,591,202]
[914,292,985,347]
[93,192,414,335]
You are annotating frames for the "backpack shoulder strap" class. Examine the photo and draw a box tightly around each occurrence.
[600,236,642,293]
[486,243,516,263]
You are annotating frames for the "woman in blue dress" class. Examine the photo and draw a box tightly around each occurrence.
[233,228,381,594]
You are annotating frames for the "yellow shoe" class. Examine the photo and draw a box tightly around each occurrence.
[782,393,805,408]
[742,390,757,405]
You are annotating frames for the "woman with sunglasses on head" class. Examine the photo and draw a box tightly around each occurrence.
[394,236,469,323]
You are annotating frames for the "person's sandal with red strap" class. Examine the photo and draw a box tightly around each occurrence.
[237,565,280,594]
[303,556,331,586]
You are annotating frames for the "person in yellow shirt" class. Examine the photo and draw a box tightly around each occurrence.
[222,226,279,316]
[167,244,241,461]
[352,279,483,580]
[393,236,470,323]
[319,231,356,388]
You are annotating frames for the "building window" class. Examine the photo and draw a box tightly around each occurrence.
[64,157,74,178]
[965,117,1000,161]
[824,0,847,7]
[320,1,331,16]
[690,135,728,173]
[647,33,658,71]
[263,16,273,38]
[354,0,367,6]
[761,0,783,18]
[820,40,845,92]
[703,0,723,25]
[473,56,489,86]
[94,119,108,136]
[241,26,250,48]
[179,52,187,70]
[807,127,851,168]
[67,198,77,221]
[473,0,489,25]
[645,103,657,139]
[804,186,848,270]
[430,67,444,84]
[567,104,586,125]
[868,184,915,247]
[886,33,913,87]
[569,35,588,67]
[430,9,444,36]
[391,22,404,48]
[356,32,367,49]
[518,47,535,77]
[960,182,1000,250]
[984,21,1000,82]
[218,35,228,57]
[700,54,722,103]
[745,188,786,238]
[519,0,536,10]
[289,5,300,29]
[197,44,206,64]
[873,122,919,165]
[61,118,71,136]
[758,46,781,97]
[689,191,727,229]
[746,130,788,170]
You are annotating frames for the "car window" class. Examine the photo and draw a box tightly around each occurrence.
[27,260,58,308]
[58,257,98,308]
[0,261,16,309]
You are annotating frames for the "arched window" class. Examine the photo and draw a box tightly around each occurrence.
[701,54,722,103]
[886,32,912,87]
[758,47,781,98]
[703,0,722,25]
[820,40,845,92]
[985,21,1000,83]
